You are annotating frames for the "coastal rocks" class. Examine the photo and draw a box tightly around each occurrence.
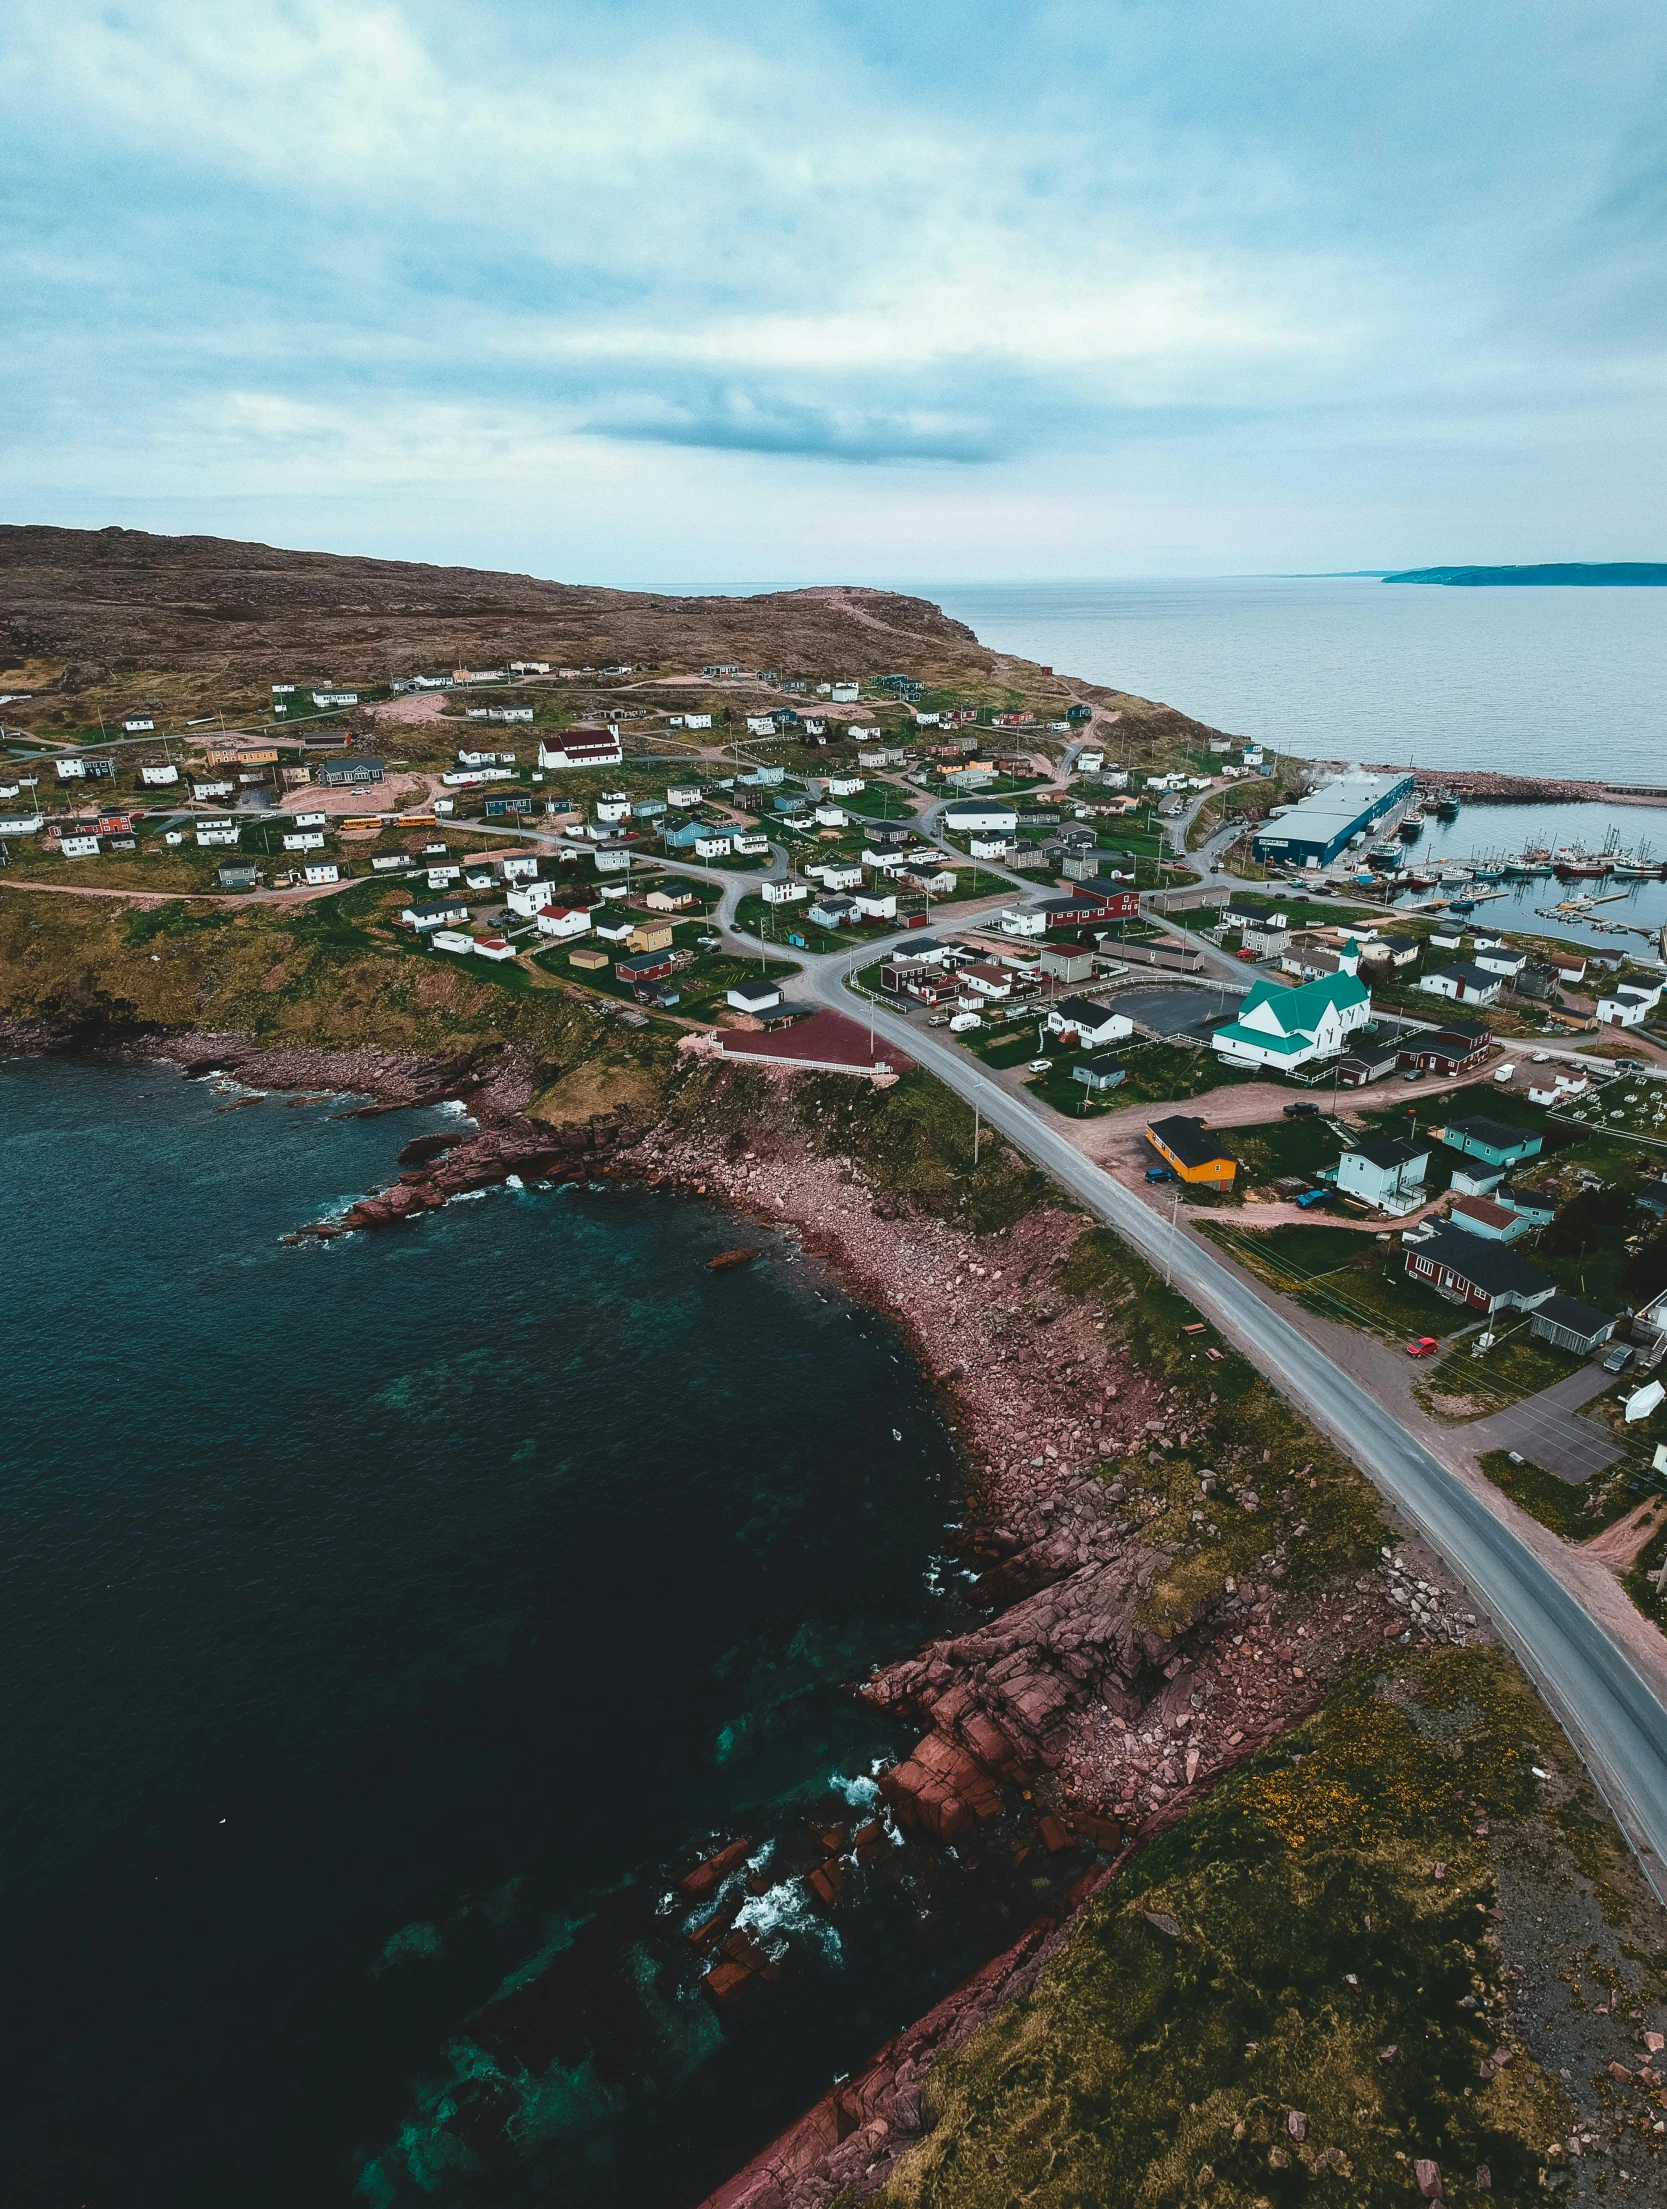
[880,1733,1003,1843]
[680,1838,753,1899]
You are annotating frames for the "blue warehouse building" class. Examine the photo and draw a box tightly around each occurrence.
[1252,770,1416,868]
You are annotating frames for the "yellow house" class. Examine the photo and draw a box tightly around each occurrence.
[627,919,675,953]
[1145,1115,1236,1188]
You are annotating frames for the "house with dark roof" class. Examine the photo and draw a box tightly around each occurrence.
[1398,1023,1492,1076]
[1072,1054,1126,1093]
[1045,997,1134,1048]
[1419,961,1502,1007]
[1335,1136,1428,1213]
[1441,1116,1544,1171]
[1146,1116,1236,1187]
[1402,1220,1556,1316]
[1530,1295,1617,1356]
[1498,1182,1557,1228]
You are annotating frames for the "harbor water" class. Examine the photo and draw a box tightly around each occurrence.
[0,1057,1069,2209]
[933,575,1667,784]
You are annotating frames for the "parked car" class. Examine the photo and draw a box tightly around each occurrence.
[1295,1187,1333,1208]
[1403,1068,1425,1082]
[1604,1344,1635,1374]
[1284,1101,1319,1118]
[1145,1164,1176,1184]
[1405,1337,1439,1359]
[1027,1058,1053,1073]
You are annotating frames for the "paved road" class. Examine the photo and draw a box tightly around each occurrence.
[801,952,1667,1889]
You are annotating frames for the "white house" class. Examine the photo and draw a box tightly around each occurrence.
[595,848,632,874]
[831,682,859,703]
[1598,982,1663,1028]
[1045,999,1134,1047]
[1474,946,1527,982]
[195,821,240,848]
[762,878,809,904]
[728,978,782,1013]
[403,898,470,930]
[732,832,770,855]
[1212,971,1372,1072]
[745,715,777,736]
[535,904,591,939]
[293,809,327,829]
[1074,748,1105,774]
[595,792,632,822]
[303,862,340,885]
[998,905,1048,938]
[943,798,1019,835]
[473,936,517,961]
[140,763,179,787]
[123,715,156,733]
[509,880,560,916]
[1420,962,1502,1007]
[432,929,475,955]
[853,888,897,920]
[56,757,87,780]
[806,861,863,891]
[283,830,325,852]
[426,864,462,888]
[312,689,359,708]
[61,833,100,858]
[814,804,848,828]
[193,780,234,800]
[510,660,551,675]
[683,714,713,731]
[1335,1136,1429,1214]
[827,776,866,798]
[810,894,858,927]
[499,854,540,881]
[667,784,703,808]
[970,834,1015,860]
[538,729,622,769]
[695,832,737,859]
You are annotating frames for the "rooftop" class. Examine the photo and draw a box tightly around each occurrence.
[1407,1219,1553,1299]
[1148,1114,1234,1170]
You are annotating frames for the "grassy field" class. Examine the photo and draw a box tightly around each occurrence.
[1203,1219,1464,1340]
[1227,1114,1351,1189]
[1476,1448,1644,1539]
[1412,1325,1585,1421]
[879,1643,1584,2209]
[731,891,882,952]
[838,782,920,820]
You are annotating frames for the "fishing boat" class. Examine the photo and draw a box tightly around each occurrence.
[1401,869,1438,889]
[1435,796,1460,821]
[1555,858,1609,881]
[1397,816,1423,841]
[1448,897,1476,915]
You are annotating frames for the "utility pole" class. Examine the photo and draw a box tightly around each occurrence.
[1165,1182,1181,1286]
[973,1104,981,1169]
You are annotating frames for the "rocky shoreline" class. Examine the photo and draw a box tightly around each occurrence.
[4,1019,1483,2209]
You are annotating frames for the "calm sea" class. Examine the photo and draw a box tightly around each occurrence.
[932,576,1667,784]
[0,1059,1071,2209]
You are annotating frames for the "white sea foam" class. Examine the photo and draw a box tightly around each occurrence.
[734,1876,842,1963]
[830,1770,881,1811]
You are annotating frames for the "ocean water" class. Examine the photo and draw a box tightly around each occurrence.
[0,1058,1069,2209]
[933,576,1667,783]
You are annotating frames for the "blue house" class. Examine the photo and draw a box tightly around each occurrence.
[662,818,709,850]
[1440,1115,1543,1171]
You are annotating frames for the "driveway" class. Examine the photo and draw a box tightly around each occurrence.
[1467,1364,1627,1484]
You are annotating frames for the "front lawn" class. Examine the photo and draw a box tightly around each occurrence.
[1228,1115,1351,1188]
[1477,1448,1645,1539]
[1203,1220,1463,1340]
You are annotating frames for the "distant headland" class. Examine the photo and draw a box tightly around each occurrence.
[1383,561,1667,586]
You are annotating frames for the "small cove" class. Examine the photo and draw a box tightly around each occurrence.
[0,1056,1069,2208]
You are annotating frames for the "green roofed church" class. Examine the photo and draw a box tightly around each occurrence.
[1212,955,1372,1073]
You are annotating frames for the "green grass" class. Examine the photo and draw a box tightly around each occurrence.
[1228,1115,1351,1189]
[1107,1040,1258,1107]
[882,1646,1573,2209]
[1413,1326,1586,1421]
[838,782,919,820]
[1476,1448,1643,1539]
[1203,1220,1463,1341]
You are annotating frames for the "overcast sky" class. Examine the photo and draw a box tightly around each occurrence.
[4,0,1664,585]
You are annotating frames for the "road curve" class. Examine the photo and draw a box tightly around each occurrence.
[806,957,1667,1889]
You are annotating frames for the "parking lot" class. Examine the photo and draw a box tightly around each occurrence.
[1109,980,1244,1041]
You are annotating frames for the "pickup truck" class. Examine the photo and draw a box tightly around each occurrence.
[1283,1101,1319,1118]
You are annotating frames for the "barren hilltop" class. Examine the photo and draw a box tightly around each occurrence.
[0,522,1222,753]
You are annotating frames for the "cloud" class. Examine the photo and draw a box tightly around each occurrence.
[3,0,1666,572]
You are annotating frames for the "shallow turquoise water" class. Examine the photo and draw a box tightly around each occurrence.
[0,1057,1047,2207]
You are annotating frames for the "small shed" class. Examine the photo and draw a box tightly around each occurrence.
[1530,1295,1616,1356]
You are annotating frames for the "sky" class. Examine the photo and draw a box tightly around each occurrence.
[3,0,1666,587]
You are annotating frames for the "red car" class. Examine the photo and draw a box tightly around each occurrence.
[1405,1337,1439,1359]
